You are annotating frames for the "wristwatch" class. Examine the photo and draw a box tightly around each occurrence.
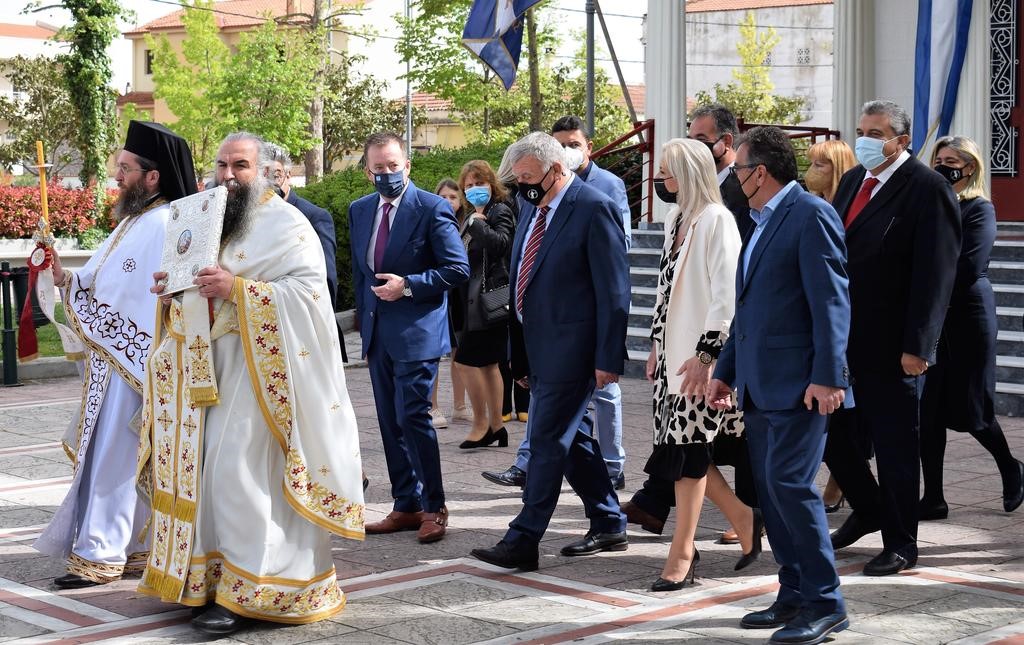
[696,350,714,365]
[402,278,412,298]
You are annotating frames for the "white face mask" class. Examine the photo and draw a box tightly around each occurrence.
[563,146,585,172]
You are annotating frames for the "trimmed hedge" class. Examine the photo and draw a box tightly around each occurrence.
[296,143,506,310]
[0,185,117,239]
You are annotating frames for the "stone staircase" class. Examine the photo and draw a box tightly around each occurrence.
[623,221,1024,417]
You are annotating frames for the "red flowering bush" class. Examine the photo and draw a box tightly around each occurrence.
[0,184,117,238]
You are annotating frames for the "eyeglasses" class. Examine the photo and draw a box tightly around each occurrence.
[117,164,151,174]
[732,163,761,171]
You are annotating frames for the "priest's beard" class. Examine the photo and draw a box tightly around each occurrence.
[113,180,155,221]
[220,176,268,247]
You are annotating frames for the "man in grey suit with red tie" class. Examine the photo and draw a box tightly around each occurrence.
[471,132,631,570]
[349,132,469,544]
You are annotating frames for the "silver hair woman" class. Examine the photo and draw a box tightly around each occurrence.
[644,137,762,591]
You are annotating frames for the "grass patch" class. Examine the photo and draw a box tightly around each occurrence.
[0,305,70,361]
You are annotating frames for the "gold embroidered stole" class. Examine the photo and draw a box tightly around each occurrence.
[182,289,219,406]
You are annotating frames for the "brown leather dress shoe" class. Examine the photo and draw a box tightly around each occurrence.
[718,527,741,545]
[418,506,448,543]
[621,501,665,535]
[365,510,424,534]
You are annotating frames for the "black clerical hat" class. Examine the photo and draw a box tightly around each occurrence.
[123,120,198,202]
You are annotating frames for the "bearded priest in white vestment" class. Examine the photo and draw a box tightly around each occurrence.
[141,132,365,635]
[35,121,198,589]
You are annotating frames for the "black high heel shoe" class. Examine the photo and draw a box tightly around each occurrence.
[824,495,846,514]
[459,427,509,449]
[735,508,764,571]
[651,550,698,592]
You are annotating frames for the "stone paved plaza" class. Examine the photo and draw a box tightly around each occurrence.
[0,335,1022,644]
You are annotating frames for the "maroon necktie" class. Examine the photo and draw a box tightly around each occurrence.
[373,203,392,270]
[844,177,880,229]
[516,206,549,314]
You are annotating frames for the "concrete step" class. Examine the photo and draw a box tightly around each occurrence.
[630,285,657,308]
[996,383,1024,416]
[997,306,1023,330]
[993,284,1024,308]
[996,330,1024,356]
[628,247,661,268]
[626,326,652,352]
[996,354,1024,382]
[629,304,654,329]
[991,240,1024,261]
[624,349,649,379]
[988,261,1024,284]
[630,229,663,249]
[630,266,658,288]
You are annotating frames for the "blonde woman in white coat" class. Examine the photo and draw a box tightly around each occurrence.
[645,138,763,591]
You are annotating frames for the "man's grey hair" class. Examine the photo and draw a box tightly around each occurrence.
[504,131,567,172]
[690,103,739,137]
[263,141,292,172]
[862,100,911,137]
[218,131,275,177]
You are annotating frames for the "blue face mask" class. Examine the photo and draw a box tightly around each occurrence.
[855,136,899,171]
[373,170,405,198]
[464,185,490,207]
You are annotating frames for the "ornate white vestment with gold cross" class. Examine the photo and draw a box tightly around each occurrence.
[34,200,169,583]
[136,193,365,624]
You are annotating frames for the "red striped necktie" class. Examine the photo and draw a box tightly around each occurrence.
[516,205,550,315]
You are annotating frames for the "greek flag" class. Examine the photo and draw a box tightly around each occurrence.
[912,0,974,156]
[462,0,544,90]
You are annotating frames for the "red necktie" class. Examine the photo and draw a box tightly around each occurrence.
[373,203,392,270]
[516,206,549,314]
[844,177,880,229]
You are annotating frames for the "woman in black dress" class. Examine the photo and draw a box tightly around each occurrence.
[919,135,1024,519]
[451,160,515,449]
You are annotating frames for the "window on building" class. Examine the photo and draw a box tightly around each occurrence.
[763,51,773,66]
[797,47,811,65]
[145,49,154,75]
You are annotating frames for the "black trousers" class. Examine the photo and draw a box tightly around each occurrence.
[500,359,530,415]
[824,374,922,552]
[632,433,758,522]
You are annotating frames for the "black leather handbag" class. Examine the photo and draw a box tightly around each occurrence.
[479,247,510,326]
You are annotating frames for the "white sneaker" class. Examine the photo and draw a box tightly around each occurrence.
[450,406,471,423]
[430,408,448,429]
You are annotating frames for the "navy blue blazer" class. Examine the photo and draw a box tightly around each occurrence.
[286,189,338,309]
[348,181,469,361]
[582,160,631,248]
[510,176,629,382]
[714,185,852,411]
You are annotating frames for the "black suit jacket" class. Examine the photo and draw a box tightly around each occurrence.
[720,171,753,237]
[834,155,961,377]
[287,189,338,310]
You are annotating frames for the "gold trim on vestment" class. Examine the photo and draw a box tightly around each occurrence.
[67,553,121,584]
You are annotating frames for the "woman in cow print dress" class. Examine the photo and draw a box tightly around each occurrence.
[644,139,763,592]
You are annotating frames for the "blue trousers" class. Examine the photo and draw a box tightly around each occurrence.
[744,399,845,614]
[367,344,445,514]
[514,383,624,479]
[505,376,625,547]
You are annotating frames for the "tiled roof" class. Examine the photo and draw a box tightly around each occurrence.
[0,23,58,40]
[116,91,154,107]
[686,0,831,13]
[409,85,650,116]
[125,0,365,35]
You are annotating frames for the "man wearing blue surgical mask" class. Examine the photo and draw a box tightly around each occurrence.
[823,100,961,578]
[348,131,469,545]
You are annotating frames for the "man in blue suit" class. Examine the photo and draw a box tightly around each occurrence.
[265,143,338,310]
[471,132,630,571]
[348,131,469,544]
[482,116,631,491]
[708,127,850,645]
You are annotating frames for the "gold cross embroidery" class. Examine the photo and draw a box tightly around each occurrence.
[182,417,197,437]
[189,336,210,355]
[157,410,173,431]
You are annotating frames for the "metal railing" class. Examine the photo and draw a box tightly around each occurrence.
[591,119,655,224]
[736,119,841,143]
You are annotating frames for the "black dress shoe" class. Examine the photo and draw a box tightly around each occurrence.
[481,465,526,487]
[471,540,539,571]
[740,601,801,629]
[863,548,917,576]
[918,498,949,521]
[1002,459,1024,512]
[769,609,849,644]
[54,574,100,589]
[829,513,880,550]
[560,530,628,556]
[735,507,764,571]
[823,495,845,514]
[190,602,214,618]
[191,604,251,635]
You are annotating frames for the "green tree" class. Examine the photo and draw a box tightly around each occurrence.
[147,1,320,176]
[0,56,80,176]
[56,0,125,199]
[693,11,805,125]
[321,53,420,169]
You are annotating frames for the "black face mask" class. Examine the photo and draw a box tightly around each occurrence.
[653,178,677,204]
[518,167,554,206]
[704,137,724,163]
[934,164,968,185]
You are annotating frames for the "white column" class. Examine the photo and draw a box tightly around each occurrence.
[644,0,685,224]
[832,0,876,138]
[948,0,991,189]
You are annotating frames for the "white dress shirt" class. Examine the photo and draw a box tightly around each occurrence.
[864,150,911,198]
[366,186,407,271]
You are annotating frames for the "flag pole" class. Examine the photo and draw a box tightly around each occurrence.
[585,0,595,135]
